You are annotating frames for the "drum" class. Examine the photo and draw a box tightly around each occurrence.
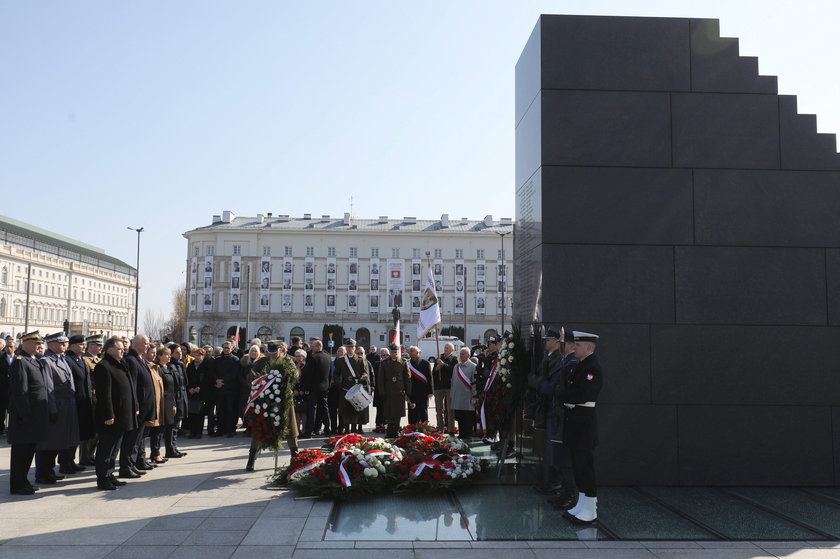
[344,383,373,412]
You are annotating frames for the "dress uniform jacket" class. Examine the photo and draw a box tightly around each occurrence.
[335,354,370,424]
[559,353,603,449]
[450,359,477,411]
[93,354,139,433]
[37,349,80,451]
[66,348,95,440]
[376,357,411,420]
[7,352,53,445]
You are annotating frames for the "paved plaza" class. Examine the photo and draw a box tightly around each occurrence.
[0,432,838,558]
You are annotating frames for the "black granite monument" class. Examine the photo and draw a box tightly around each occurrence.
[515,15,840,485]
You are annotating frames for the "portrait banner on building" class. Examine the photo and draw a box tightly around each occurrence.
[203,256,213,311]
[326,256,337,313]
[387,258,405,311]
[497,258,506,314]
[259,255,271,312]
[304,256,314,312]
[475,258,486,315]
[230,255,241,311]
[189,256,198,312]
[411,258,421,313]
[454,258,465,314]
[369,257,380,313]
[348,257,358,313]
[282,256,293,312]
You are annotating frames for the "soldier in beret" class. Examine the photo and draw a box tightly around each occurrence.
[560,331,603,525]
[8,331,51,494]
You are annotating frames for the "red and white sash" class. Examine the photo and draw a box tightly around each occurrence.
[408,361,428,384]
[479,359,500,430]
[455,363,471,389]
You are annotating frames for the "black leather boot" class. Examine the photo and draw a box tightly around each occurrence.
[245,448,257,472]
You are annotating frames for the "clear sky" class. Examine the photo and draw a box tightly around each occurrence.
[2,0,838,325]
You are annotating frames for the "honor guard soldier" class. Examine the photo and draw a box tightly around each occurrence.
[376,344,412,437]
[8,331,51,495]
[559,331,603,524]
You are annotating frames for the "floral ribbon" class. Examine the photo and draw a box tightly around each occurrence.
[244,372,277,414]
[338,455,353,487]
[288,456,329,480]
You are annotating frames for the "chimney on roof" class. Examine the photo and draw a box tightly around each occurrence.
[212,214,221,224]
[303,213,311,220]
[500,217,513,224]
[221,211,235,223]
[267,212,272,218]
[440,214,449,228]
[343,212,351,226]
[378,216,388,223]
[256,214,264,224]
[404,216,416,225]
[321,215,330,221]
[278,214,290,222]
[483,215,494,227]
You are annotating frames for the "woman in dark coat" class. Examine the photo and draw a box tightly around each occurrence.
[167,344,189,457]
[93,337,138,490]
[156,348,180,458]
[186,347,207,438]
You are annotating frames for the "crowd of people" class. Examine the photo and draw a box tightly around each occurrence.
[1,330,511,495]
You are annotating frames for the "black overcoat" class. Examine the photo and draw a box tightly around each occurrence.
[93,354,139,433]
[7,352,53,445]
[66,349,95,439]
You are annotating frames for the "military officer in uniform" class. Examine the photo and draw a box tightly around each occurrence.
[36,332,80,484]
[377,344,412,437]
[7,331,51,495]
[334,338,369,435]
[81,335,103,465]
[63,334,95,472]
[559,331,603,524]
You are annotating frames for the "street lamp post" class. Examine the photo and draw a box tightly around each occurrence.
[127,227,144,336]
[496,231,508,338]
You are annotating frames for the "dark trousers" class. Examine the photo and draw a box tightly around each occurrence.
[327,387,339,433]
[454,409,474,439]
[58,446,77,467]
[305,390,330,434]
[35,449,59,479]
[187,413,204,437]
[215,393,238,435]
[119,426,144,472]
[148,426,163,458]
[204,402,217,434]
[10,443,36,491]
[96,429,123,481]
[569,446,596,497]
[407,404,429,425]
[164,424,177,454]
[0,399,7,434]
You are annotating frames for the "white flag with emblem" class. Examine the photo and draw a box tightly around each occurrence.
[416,265,441,339]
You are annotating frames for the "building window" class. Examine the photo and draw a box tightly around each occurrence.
[497,249,503,259]
[206,245,215,256]
[391,248,400,258]
[455,249,463,259]
[476,249,484,259]
[257,326,272,339]
[233,245,241,255]
[434,249,442,258]
[1,266,6,285]
[350,247,358,257]
[370,248,377,257]
[328,247,336,257]
[0,298,5,318]
[412,248,420,258]
[306,247,314,257]
[263,246,271,256]
[290,326,305,341]
[285,246,292,256]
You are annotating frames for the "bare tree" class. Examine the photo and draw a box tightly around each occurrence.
[142,309,165,341]
[162,287,187,343]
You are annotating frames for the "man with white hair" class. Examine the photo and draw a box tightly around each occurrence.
[450,347,477,439]
[432,342,457,433]
[560,331,603,525]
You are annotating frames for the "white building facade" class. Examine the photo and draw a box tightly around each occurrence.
[183,211,514,350]
[0,215,137,339]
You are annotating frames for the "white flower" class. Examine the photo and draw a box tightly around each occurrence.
[506,383,512,388]
[363,467,378,477]
[508,356,514,363]
[254,405,261,412]
[500,358,507,365]
[507,342,514,349]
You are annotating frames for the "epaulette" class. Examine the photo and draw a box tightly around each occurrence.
[15,355,21,360]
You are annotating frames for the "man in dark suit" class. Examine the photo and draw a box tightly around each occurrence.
[407,346,433,425]
[0,335,15,436]
[93,337,138,490]
[120,334,155,477]
[7,331,52,495]
[213,341,241,437]
[62,334,95,473]
[302,340,332,437]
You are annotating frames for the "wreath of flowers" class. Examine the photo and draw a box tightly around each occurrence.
[273,428,482,499]
[243,356,296,451]
[478,325,530,437]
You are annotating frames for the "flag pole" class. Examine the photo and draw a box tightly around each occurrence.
[426,251,441,359]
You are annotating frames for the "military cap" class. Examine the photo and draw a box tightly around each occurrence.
[45,332,70,343]
[388,343,399,351]
[572,331,599,343]
[85,335,104,345]
[542,328,563,340]
[68,334,86,345]
[3,333,12,341]
[20,330,44,343]
[266,340,283,353]
[564,329,575,343]
[487,336,499,345]
[343,338,357,347]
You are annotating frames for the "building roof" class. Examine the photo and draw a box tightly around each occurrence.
[184,212,514,236]
[0,214,136,276]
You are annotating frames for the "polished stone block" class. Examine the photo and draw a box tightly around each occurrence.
[672,93,780,169]
[651,325,840,405]
[515,91,542,189]
[674,246,827,325]
[694,169,840,247]
[515,19,541,126]
[542,245,674,324]
[678,405,834,485]
[597,405,679,485]
[779,95,840,170]
[542,90,671,168]
[541,167,693,246]
[540,14,690,92]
